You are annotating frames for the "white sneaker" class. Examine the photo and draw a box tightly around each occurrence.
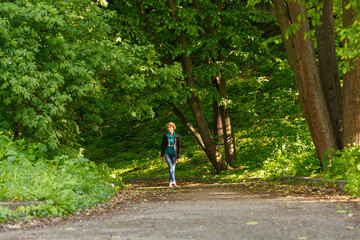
[169,182,173,187]
[173,181,177,187]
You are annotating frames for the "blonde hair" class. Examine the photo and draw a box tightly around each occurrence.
[166,122,176,131]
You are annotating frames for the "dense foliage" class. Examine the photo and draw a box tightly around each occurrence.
[325,145,360,195]
[0,0,181,150]
[0,130,122,223]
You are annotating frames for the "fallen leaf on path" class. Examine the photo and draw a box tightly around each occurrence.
[245,221,259,225]
[336,210,349,213]
[107,235,121,239]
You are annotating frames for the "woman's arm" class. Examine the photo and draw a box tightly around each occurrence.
[161,134,167,158]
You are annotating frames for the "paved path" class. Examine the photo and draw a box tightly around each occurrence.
[1,180,359,240]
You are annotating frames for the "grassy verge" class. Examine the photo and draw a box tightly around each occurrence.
[0,131,123,223]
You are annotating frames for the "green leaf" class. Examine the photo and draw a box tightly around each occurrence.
[246,221,259,225]
[336,210,349,214]
[7,156,16,162]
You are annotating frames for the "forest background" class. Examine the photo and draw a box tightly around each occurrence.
[1,0,360,223]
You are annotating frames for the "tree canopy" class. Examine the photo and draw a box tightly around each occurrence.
[0,0,182,150]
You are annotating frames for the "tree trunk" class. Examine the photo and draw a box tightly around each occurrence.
[168,0,228,173]
[193,0,223,144]
[213,99,224,143]
[219,106,235,167]
[193,0,236,166]
[216,77,236,167]
[317,0,343,149]
[212,0,236,166]
[272,0,338,165]
[342,1,360,146]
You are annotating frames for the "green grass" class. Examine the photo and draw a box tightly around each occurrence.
[0,131,122,223]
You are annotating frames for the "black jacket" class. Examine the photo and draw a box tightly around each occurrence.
[161,133,181,159]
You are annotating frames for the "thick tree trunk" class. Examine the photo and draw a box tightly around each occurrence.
[342,1,360,146]
[168,0,227,173]
[342,58,360,146]
[272,0,338,165]
[317,0,343,149]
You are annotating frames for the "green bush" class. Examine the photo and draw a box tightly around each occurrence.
[0,130,121,223]
[325,144,360,196]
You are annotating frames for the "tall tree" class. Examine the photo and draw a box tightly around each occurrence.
[342,0,360,146]
[271,0,360,165]
[272,0,338,165]
[167,0,228,172]
[191,0,236,166]
[0,0,180,150]
[317,0,343,149]
[110,0,265,172]
[205,0,236,167]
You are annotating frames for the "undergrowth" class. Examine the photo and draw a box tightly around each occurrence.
[0,130,123,223]
[322,144,360,196]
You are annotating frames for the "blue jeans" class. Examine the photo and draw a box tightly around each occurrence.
[165,155,176,183]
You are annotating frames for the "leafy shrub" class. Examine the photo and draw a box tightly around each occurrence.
[259,137,320,177]
[325,144,360,196]
[0,130,121,223]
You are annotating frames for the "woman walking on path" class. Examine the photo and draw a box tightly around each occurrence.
[161,122,181,187]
